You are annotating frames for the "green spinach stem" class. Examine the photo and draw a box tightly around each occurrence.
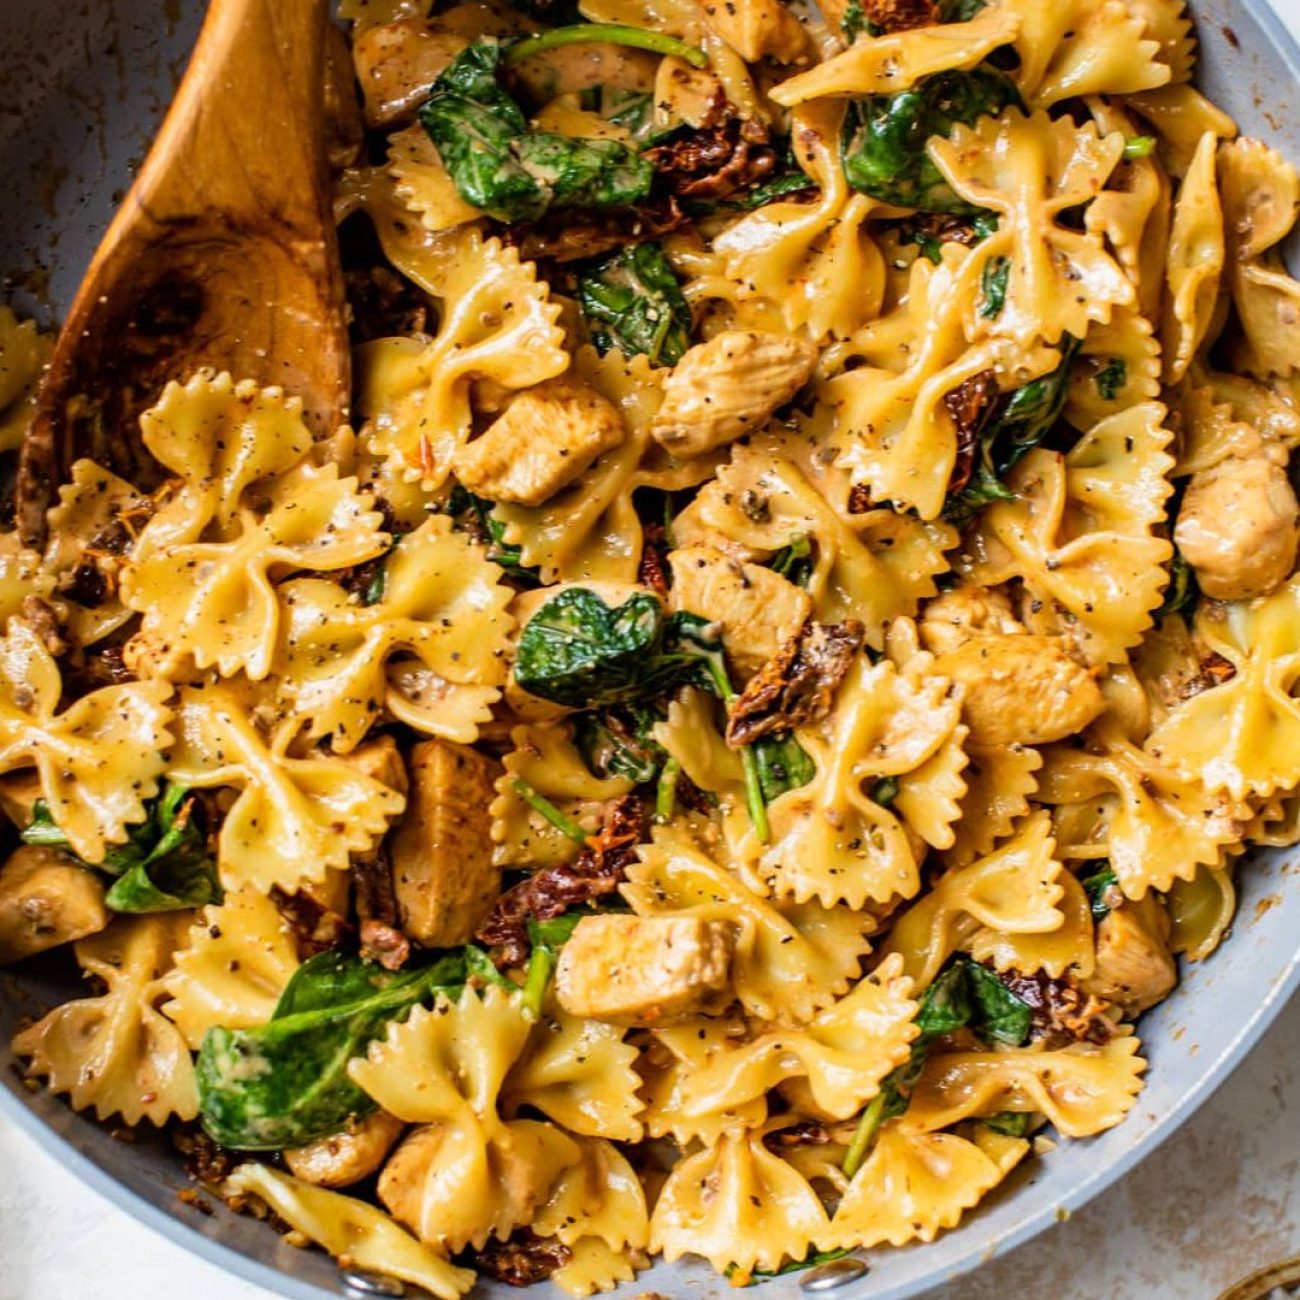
[504,24,710,69]
[842,1091,887,1179]
[655,756,681,822]
[512,778,589,844]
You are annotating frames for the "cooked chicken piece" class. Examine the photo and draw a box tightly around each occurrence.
[0,770,42,830]
[284,1111,405,1189]
[651,331,818,458]
[934,634,1105,746]
[390,739,502,947]
[697,0,810,63]
[669,544,813,675]
[1174,448,1300,600]
[0,845,108,964]
[555,914,735,1026]
[919,585,1024,656]
[1081,894,1177,1016]
[453,376,625,507]
[351,19,470,128]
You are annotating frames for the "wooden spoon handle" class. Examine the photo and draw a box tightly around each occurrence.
[21,0,348,544]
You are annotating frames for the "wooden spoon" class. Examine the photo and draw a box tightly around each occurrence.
[18,0,350,546]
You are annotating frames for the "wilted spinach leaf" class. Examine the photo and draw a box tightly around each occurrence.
[752,732,815,801]
[966,960,1034,1045]
[448,485,541,587]
[24,786,220,914]
[573,704,667,784]
[730,1248,851,1283]
[769,532,813,586]
[1155,550,1199,622]
[1079,862,1120,920]
[197,949,467,1149]
[842,69,1022,213]
[982,1111,1032,1137]
[1093,357,1127,400]
[945,333,1082,524]
[578,243,692,366]
[420,39,653,223]
[979,255,1010,318]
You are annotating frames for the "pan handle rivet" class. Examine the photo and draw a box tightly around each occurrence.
[800,1257,869,1291]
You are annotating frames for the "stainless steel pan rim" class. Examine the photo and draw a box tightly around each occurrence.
[3,2,1300,1297]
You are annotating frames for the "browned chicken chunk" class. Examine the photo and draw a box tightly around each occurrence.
[1081,894,1177,1016]
[1174,448,1300,601]
[389,739,502,947]
[0,845,108,964]
[284,1111,406,1189]
[555,913,735,1025]
[934,634,1105,746]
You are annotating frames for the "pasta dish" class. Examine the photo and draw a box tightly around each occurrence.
[2,0,1299,1293]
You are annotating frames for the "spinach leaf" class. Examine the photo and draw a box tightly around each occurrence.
[514,587,673,708]
[197,950,467,1149]
[945,334,1082,524]
[24,786,220,914]
[730,1248,851,1284]
[420,40,654,223]
[1093,357,1127,400]
[842,69,1022,214]
[840,0,870,41]
[753,732,815,801]
[979,255,1010,319]
[982,1111,1032,1137]
[577,243,692,367]
[1079,862,1120,919]
[1155,550,1198,622]
[573,704,667,784]
[504,24,708,69]
[939,0,989,17]
[449,485,541,586]
[966,960,1034,1045]
[870,775,900,808]
[842,957,1032,1174]
[769,532,813,586]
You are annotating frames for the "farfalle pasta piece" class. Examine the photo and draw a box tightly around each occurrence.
[685,441,952,648]
[881,810,1065,988]
[503,1002,645,1142]
[224,1164,474,1300]
[139,370,314,536]
[124,458,387,681]
[491,721,632,870]
[902,1031,1147,1137]
[349,987,580,1252]
[1066,310,1163,432]
[928,111,1133,347]
[387,125,480,234]
[1127,0,1196,82]
[1146,577,1300,798]
[1167,864,1236,961]
[821,249,1058,519]
[649,1127,830,1275]
[494,349,713,584]
[755,651,967,908]
[820,1122,1028,1251]
[161,886,300,1048]
[644,955,917,1142]
[275,516,513,751]
[1005,0,1169,107]
[708,102,885,343]
[946,742,1042,868]
[1084,97,1172,321]
[1123,83,1237,177]
[960,402,1175,664]
[0,305,50,453]
[0,534,53,626]
[12,915,198,1125]
[534,1137,650,1291]
[966,865,1095,981]
[1038,722,1247,898]
[1160,131,1224,383]
[356,223,568,490]
[1218,137,1300,378]
[166,684,406,893]
[0,617,171,863]
[1172,363,1300,475]
[624,825,874,1025]
[769,3,1019,103]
